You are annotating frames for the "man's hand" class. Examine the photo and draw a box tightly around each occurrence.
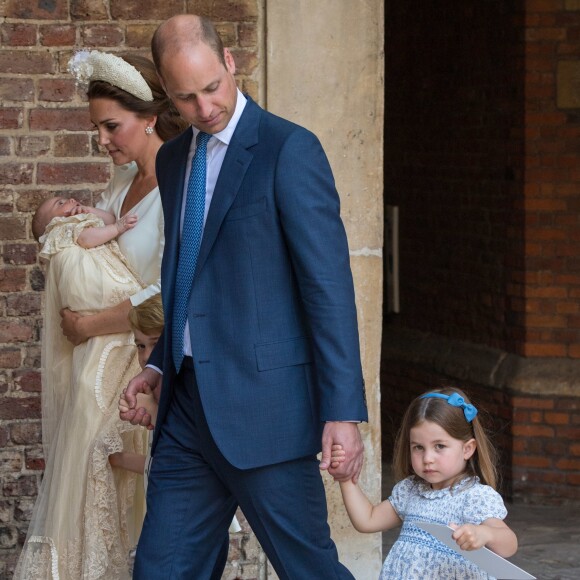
[120,367,162,429]
[319,422,364,483]
[60,308,87,345]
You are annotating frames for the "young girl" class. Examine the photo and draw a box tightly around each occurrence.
[335,387,518,579]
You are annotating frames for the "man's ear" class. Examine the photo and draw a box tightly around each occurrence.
[224,48,236,75]
[463,438,477,461]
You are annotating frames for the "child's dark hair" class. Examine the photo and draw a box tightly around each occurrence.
[393,387,499,489]
[128,293,164,335]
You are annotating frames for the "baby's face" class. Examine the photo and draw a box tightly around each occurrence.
[42,197,80,220]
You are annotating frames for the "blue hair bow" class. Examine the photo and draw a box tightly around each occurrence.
[420,392,478,422]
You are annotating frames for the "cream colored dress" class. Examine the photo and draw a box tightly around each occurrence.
[15,215,148,580]
[97,162,164,308]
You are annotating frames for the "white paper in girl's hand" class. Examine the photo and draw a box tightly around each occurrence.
[416,522,536,579]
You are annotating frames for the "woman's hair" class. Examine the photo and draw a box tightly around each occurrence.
[87,54,188,142]
[392,386,499,489]
[128,293,164,336]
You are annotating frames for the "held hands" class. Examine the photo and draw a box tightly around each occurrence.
[115,213,138,234]
[319,422,364,483]
[119,367,162,429]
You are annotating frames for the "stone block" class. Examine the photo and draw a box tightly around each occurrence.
[54,133,90,157]
[37,162,110,185]
[0,51,53,74]
[0,23,37,46]
[111,0,184,20]
[40,24,77,46]
[38,78,76,102]
[81,24,124,47]
[70,0,108,20]
[16,136,50,157]
[0,77,34,104]
[5,0,67,19]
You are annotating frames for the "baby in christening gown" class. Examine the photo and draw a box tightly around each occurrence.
[15,197,150,580]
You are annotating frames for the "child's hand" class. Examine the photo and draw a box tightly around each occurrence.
[116,213,138,233]
[109,452,124,468]
[118,391,131,414]
[69,203,87,216]
[450,522,490,551]
[330,444,346,469]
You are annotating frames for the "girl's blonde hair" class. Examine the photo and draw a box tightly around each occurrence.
[128,293,164,336]
[392,387,499,489]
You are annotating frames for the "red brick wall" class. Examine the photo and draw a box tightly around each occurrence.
[383,0,580,504]
[384,0,526,353]
[512,394,580,502]
[385,1,580,359]
[0,1,259,574]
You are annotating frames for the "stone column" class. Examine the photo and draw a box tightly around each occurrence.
[265,1,384,577]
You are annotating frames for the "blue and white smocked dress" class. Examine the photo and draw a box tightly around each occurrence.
[380,475,508,580]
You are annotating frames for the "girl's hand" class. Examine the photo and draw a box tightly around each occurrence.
[451,518,518,557]
[450,522,490,551]
[330,444,346,469]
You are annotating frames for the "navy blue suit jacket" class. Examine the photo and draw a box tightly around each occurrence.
[150,97,367,469]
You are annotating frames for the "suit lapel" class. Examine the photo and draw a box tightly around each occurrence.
[195,98,261,276]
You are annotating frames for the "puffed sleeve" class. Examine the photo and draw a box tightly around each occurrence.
[388,476,415,518]
[463,484,508,523]
[39,214,104,260]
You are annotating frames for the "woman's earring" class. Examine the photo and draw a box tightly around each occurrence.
[145,126,154,135]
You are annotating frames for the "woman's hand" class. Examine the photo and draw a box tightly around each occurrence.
[59,301,132,345]
[60,308,88,345]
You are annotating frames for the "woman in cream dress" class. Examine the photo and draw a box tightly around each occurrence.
[15,52,187,579]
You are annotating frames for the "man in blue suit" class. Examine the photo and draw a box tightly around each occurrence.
[123,14,368,579]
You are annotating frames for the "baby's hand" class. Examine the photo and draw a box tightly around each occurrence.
[69,203,88,216]
[450,523,490,551]
[116,213,138,233]
[330,444,346,469]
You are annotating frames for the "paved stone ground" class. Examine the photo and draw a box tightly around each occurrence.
[382,501,580,579]
[506,502,580,580]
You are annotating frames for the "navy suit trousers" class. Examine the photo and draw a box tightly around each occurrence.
[133,357,354,580]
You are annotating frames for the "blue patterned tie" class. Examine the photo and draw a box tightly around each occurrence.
[172,131,210,372]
